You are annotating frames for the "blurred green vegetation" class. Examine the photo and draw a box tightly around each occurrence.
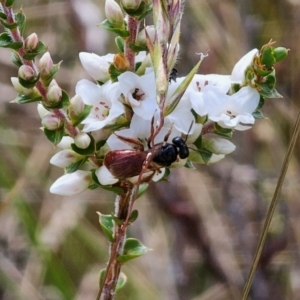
[0,1,299,300]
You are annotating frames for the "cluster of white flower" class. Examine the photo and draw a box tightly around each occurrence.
[49,48,261,196]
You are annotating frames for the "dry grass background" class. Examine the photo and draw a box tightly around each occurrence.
[0,0,299,299]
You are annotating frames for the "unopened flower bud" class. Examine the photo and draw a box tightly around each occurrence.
[74,133,91,149]
[50,149,83,168]
[79,52,112,82]
[41,114,63,130]
[203,138,236,155]
[18,65,36,81]
[47,84,62,105]
[24,33,39,51]
[50,170,92,196]
[113,53,129,71]
[11,77,32,95]
[69,94,85,118]
[273,47,289,63]
[39,52,54,77]
[105,0,124,28]
[136,26,155,46]
[37,103,50,119]
[121,0,141,10]
[260,44,276,68]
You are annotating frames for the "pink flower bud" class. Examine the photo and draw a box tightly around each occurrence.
[105,0,124,28]
[69,94,85,118]
[24,33,39,51]
[39,52,54,77]
[47,84,62,105]
[41,114,63,130]
[18,65,36,81]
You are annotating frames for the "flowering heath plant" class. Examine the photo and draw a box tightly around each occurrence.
[0,0,289,299]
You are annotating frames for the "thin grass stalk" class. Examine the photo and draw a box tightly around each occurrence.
[242,108,300,299]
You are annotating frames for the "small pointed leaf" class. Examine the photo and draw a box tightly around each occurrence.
[97,212,115,242]
[5,0,15,7]
[0,12,7,20]
[164,56,204,116]
[111,213,123,226]
[65,158,87,173]
[43,126,64,145]
[115,36,124,53]
[0,32,23,49]
[213,123,233,137]
[116,272,127,292]
[70,134,95,155]
[137,183,149,198]
[117,238,150,263]
[15,11,26,35]
[99,20,130,38]
[14,93,42,104]
[188,148,213,164]
[128,210,138,223]
[23,41,47,60]
[91,170,124,194]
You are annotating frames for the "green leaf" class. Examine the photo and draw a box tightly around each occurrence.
[71,134,95,155]
[214,123,233,137]
[253,110,264,119]
[99,19,130,38]
[69,104,92,127]
[115,36,124,53]
[117,238,150,263]
[164,56,204,116]
[96,140,106,151]
[258,74,283,98]
[0,12,7,20]
[116,272,127,292]
[43,126,64,145]
[0,19,18,30]
[23,41,47,60]
[137,183,149,198]
[97,212,115,242]
[14,93,42,104]
[65,158,87,173]
[189,148,213,164]
[108,63,123,82]
[18,74,39,89]
[0,32,23,49]
[128,210,138,223]
[99,269,106,288]
[15,11,26,35]
[129,43,148,53]
[41,61,62,87]
[193,135,202,149]
[5,0,15,7]
[99,270,127,292]
[111,214,123,226]
[91,170,124,194]
[184,159,195,169]
[10,51,22,67]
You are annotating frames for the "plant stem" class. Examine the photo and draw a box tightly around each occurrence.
[242,108,300,299]
[124,16,140,72]
[97,183,136,300]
